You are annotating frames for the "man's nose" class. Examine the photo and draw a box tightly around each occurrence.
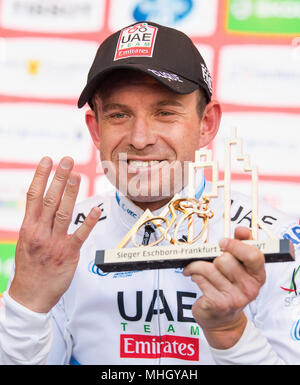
[129,116,157,150]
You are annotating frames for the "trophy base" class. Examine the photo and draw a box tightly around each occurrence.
[95,239,295,273]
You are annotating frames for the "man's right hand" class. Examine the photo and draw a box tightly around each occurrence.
[9,156,101,313]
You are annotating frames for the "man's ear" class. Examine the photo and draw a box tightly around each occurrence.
[85,109,101,150]
[198,100,222,148]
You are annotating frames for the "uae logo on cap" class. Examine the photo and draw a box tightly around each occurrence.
[114,23,158,61]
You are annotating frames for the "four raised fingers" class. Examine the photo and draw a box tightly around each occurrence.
[24,156,101,247]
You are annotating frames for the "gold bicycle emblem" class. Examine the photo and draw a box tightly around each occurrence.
[131,197,214,247]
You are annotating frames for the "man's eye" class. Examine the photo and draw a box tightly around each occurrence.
[158,111,174,117]
[111,112,126,119]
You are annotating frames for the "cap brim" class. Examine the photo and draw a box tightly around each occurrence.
[77,64,200,108]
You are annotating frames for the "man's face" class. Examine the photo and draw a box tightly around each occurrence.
[86,74,220,210]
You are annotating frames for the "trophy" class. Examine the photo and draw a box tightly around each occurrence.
[95,128,295,272]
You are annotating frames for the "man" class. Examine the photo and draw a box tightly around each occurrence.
[0,22,299,365]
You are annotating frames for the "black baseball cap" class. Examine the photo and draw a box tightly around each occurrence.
[78,21,212,108]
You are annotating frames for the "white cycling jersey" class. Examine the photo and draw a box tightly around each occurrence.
[0,178,299,365]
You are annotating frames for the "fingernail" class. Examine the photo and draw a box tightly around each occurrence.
[40,157,52,167]
[91,207,101,218]
[60,157,73,170]
[219,238,229,250]
[68,175,78,186]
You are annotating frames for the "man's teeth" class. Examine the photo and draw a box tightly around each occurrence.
[128,160,161,167]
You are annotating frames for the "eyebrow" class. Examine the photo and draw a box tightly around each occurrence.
[102,103,129,113]
[155,100,184,108]
[101,99,184,113]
